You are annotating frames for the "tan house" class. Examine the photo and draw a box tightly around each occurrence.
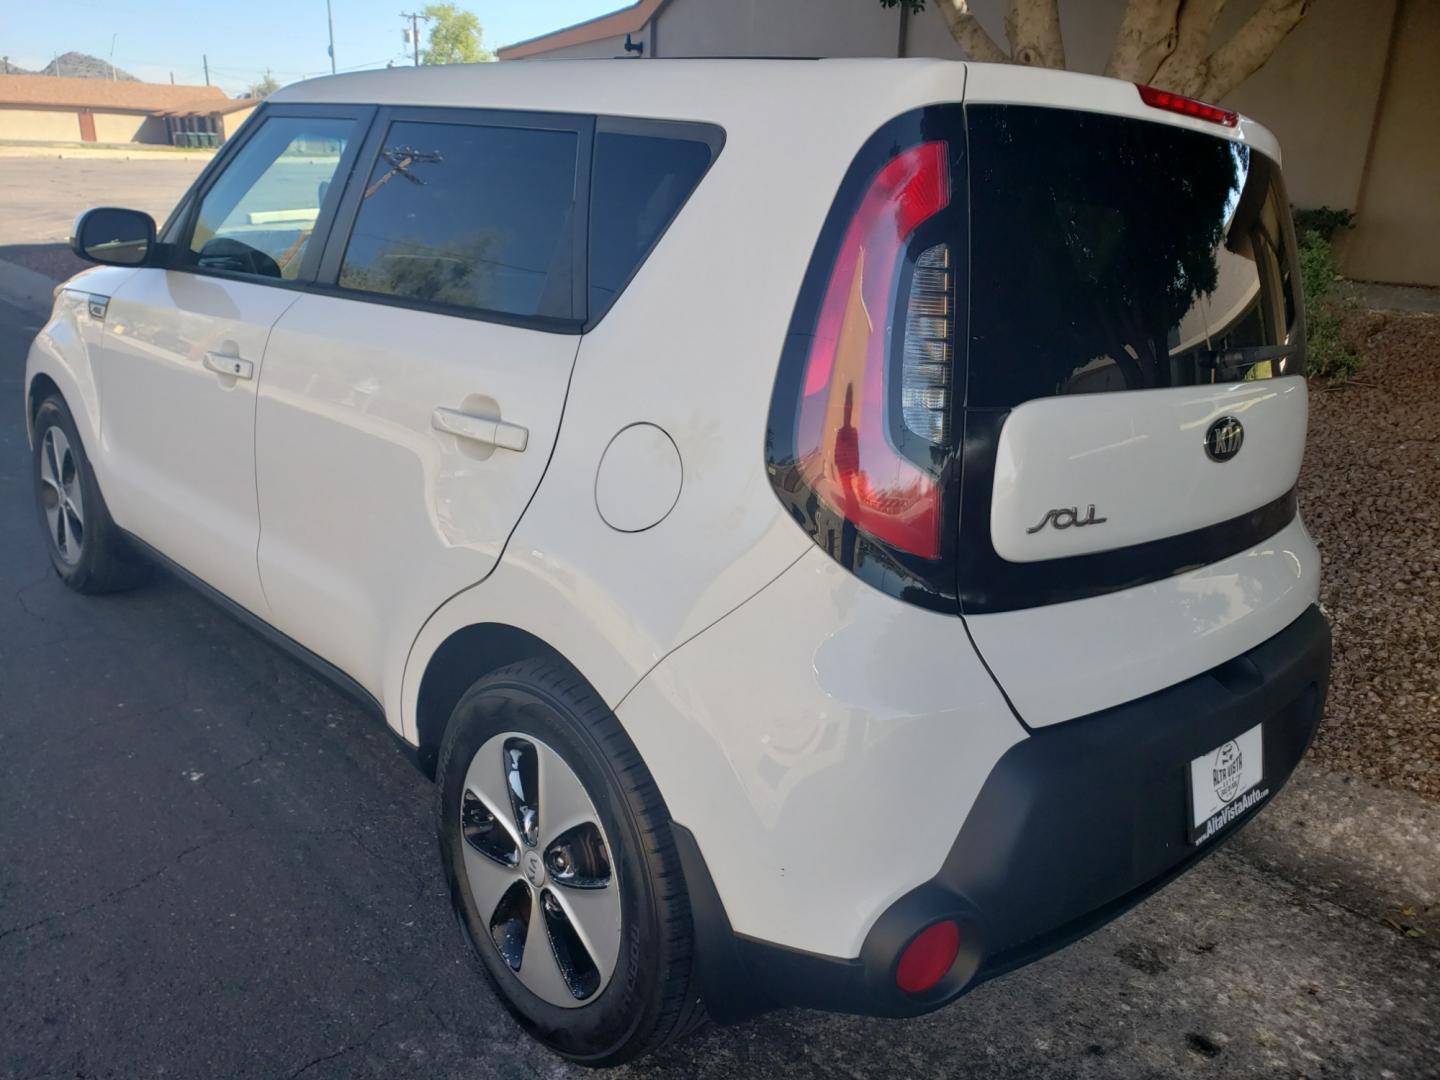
[0,74,261,148]
[499,0,1439,288]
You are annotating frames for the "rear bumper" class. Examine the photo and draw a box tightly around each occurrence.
[680,603,1330,1022]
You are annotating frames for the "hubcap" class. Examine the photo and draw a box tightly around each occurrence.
[459,732,621,1008]
[38,426,84,565]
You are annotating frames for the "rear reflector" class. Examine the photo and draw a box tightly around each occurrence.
[1136,83,1238,128]
[895,920,961,994]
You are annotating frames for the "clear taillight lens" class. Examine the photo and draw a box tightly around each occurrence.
[901,243,953,445]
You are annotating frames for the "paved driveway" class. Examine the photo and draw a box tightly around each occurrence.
[0,157,205,245]
[1,289,1437,1075]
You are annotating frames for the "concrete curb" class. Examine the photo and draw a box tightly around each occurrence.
[0,258,56,317]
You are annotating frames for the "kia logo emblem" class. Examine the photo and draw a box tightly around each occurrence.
[1205,416,1244,462]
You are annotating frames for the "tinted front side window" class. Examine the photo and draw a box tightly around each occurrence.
[188,116,355,280]
[965,105,1303,407]
[588,130,713,320]
[339,121,579,320]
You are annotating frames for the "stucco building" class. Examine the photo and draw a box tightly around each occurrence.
[0,75,260,147]
[499,0,1439,287]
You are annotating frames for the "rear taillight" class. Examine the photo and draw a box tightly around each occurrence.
[1136,83,1238,128]
[789,141,951,559]
[766,107,966,607]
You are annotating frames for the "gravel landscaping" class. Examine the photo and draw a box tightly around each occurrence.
[1300,308,1440,800]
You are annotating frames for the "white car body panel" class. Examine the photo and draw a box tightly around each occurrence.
[617,546,1026,958]
[991,377,1308,561]
[966,516,1319,727]
[254,293,579,702]
[95,269,299,616]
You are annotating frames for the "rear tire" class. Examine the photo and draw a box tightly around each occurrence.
[436,658,705,1066]
[31,395,149,594]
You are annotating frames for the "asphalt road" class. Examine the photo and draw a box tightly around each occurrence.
[1,294,1437,1079]
[0,157,205,245]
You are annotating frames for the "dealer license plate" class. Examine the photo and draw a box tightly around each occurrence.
[1188,723,1267,845]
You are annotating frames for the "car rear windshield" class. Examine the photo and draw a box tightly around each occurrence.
[965,104,1303,408]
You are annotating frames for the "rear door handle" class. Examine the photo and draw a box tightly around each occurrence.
[431,407,529,453]
[203,352,255,380]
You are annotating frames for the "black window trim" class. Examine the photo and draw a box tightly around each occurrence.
[582,115,725,332]
[310,105,596,335]
[160,101,379,292]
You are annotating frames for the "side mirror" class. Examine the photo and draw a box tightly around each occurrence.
[71,207,156,267]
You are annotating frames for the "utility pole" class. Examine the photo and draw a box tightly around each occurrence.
[109,33,117,80]
[400,11,430,67]
[203,53,210,85]
[326,0,337,74]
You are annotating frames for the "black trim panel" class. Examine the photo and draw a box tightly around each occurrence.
[955,407,1299,614]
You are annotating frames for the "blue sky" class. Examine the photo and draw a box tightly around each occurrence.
[0,0,621,96]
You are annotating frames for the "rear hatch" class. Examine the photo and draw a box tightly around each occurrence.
[958,101,1305,611]
[764,76,1316,727]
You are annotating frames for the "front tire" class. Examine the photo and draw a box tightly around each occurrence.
[436,658,705,1066]
[31,395,148,594]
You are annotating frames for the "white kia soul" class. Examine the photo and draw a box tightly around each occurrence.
[25,59,1330,1065]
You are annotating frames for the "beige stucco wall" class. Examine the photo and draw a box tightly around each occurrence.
[1346,0,1440,286]
[221,105,260,140]
[0,106,81,141]
[91,111,167,144]
[525,32,635,59]
[659,0,899,56]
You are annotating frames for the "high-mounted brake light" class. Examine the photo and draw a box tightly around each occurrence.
[790,141,951,559]
[1136,84,1238,128]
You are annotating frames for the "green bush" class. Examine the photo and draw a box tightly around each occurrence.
[1293,205,1355,245]
[1296,225,1361,383]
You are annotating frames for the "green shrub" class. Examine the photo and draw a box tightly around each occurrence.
[1293,205,1355,245]
[1296,226,1361,383]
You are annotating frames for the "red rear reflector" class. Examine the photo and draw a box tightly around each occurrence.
[895,920,961,994]
[1136,84,1238,128]
[794,141,950,559]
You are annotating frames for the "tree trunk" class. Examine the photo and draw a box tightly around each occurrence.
[935,0,1009,63]
[1151,0,1229,96]
[1199,0,1309,99]
[1005,0,1066,67]
[1105,0,1183,84]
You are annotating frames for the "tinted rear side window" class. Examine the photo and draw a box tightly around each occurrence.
[587,128,717,322]
[965,105,1303,408]
[338,120,579,320]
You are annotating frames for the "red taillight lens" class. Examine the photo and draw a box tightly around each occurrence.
[895,920,961,994]
[1136,83,1238,127]
[793,141,950,559]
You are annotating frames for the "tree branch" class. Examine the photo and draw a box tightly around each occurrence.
[1199,0,1310,99]
[1005,0,1066,68]
[934,0,1010,63]
[1105,0,1183,84]
[1150,0,1229,95]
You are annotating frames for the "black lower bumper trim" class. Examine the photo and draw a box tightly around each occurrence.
[680,605,1331,1021]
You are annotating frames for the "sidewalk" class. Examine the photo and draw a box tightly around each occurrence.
[0,139,216,162]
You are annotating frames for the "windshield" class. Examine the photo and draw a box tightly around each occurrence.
[964,104,1303,408]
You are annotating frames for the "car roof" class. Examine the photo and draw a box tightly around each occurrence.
[270,58,1278,164]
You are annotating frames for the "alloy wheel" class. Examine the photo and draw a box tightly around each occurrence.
[38,426,85,565]
[460,731,622,1008]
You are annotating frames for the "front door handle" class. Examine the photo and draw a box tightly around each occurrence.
[431,407,529,453]
[203,351,254,380]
